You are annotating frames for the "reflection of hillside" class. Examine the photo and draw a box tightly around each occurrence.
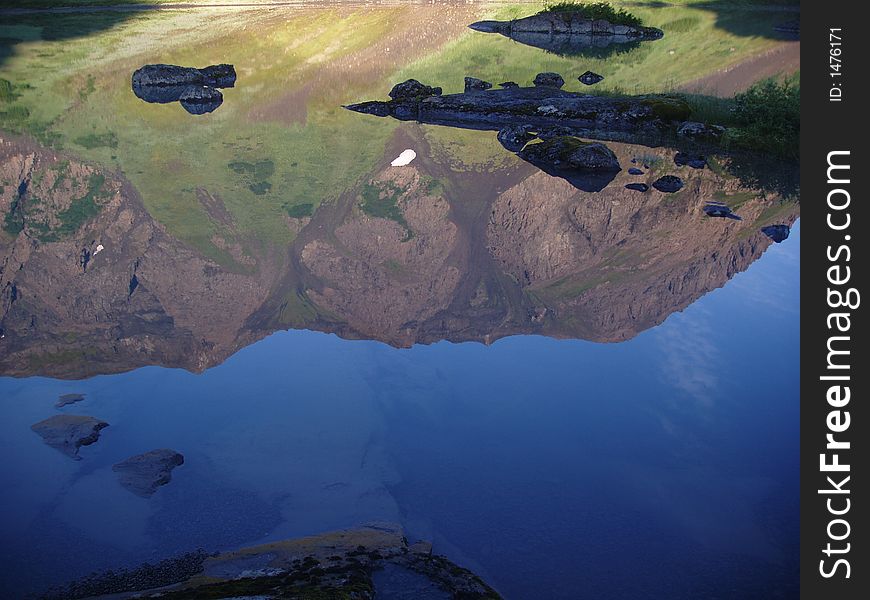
[0,132,798,378]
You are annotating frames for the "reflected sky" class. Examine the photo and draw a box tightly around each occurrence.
[0,222,798,598]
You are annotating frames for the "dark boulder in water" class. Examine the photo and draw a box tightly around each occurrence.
[652,175,684,193]
[389,79,442,100]
[113,449,184,497]
[625,183,649,192]
[519,136,621,192]
[132,63,236,89]
[497,124,536,152]
[578,71,604,86]
[674,152,707,169]
[179,86,223,115]
[132,63,235,115]
[628,167,644,175]
[534,72,565,89]
[703,201,742,220]
[464,77,492,93]
[761,224,790,242]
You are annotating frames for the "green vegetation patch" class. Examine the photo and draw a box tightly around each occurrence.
[540,2,644,28]
[286,202,314,218]
[228,159,275,195]
[74,131,118,149]
[359,180,411,236]
[0,78,19,102]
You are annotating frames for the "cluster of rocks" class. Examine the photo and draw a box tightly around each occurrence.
[132,64,236,115]
[30,403,183,496]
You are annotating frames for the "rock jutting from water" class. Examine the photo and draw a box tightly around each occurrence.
[468,12,663,56]
[625,182,650,192]
[761,224,791,242]
[534,72,566,89]
[704,201,742,220]
[628,167,644,175]
[112,449,185,497]
[30,415,109,459]
[579,71,605,86]
[345,76,696,145]
[132,63,236,115]
[674,152,707,169]
[652,175,684,193]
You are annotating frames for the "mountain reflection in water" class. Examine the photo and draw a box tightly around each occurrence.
[0,131,796,378]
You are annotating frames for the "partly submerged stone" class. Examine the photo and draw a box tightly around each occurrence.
[761,224,790,243]
[132,63,236,90]
[497,124,536,152]
[579,71,605,86]
[625,182,649,192]
[519,137,620,172]
[519,136,621,192]
[628,167,644,175]
[389,79,442,100]
[534,72,565,89]
[55,393,85,408]
[652,175,684,193]
[113,449,184,497]
[674,152,707,169]
[179,86,223,115]
[31,415,109,460]
[464,77,492,93]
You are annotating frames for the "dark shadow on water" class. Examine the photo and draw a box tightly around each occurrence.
[0,12,141,69]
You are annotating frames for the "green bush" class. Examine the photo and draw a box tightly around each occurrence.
[729,77,799,159]
[539,2,643,28]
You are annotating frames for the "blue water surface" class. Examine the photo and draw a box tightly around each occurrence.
[0,224,799,599]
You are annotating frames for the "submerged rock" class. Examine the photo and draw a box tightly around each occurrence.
[625,183,649,192]
[628,167,644,175]
[389,79,442,100]
[534,72,565,89]
[761,224,790,242]
[464,77,493,93]
[579,71,604,86]
[31,415,108,459]
[55,393,85,408]
[674,152,707,169]
[497,124,536,152]
[113,449,184,497]
[704,201,742,220]
[652,175,684,193]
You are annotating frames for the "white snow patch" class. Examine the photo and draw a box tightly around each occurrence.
[390,149,417,167]
[93,244,105,256]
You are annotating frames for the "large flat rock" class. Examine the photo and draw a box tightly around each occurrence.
[113,449,184,497]
[30,414,108,460]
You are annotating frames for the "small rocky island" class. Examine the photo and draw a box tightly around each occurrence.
[30,414,108,459]
[347,74,717,192]
[132,64,236,115]
[469,10,663,55]
[44,523,502,599]
[112,449,184,497]
[55,393,85,408]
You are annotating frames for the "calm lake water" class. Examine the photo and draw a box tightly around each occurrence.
[0,2,799,598]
